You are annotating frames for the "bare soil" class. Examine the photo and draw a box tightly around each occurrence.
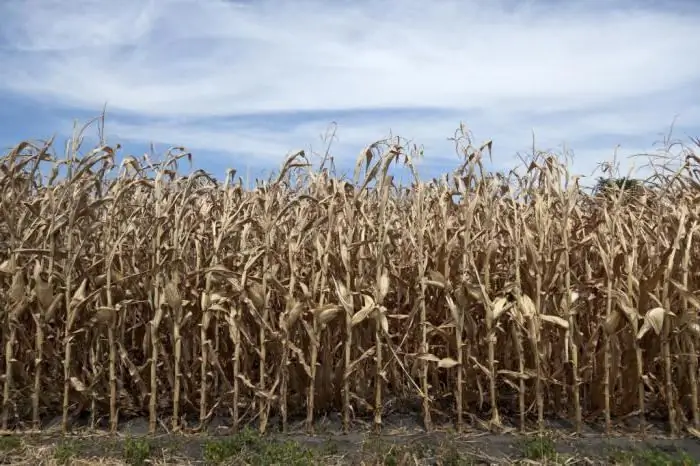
[1,412,699,464]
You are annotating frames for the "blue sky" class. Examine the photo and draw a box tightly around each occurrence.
[1,0,699,186]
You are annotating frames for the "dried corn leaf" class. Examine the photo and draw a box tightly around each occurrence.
[559,290,580,310]
[438,357,460,369]
[498,370,532,380]
[490,296,509,321]
[345,347,376,377]
[669,279,700,310]
[9,271,25,303]
[332,278,354,313]
[283,299,305,331]
[0,259,15,274]
[540,314,569,329]
[351,295,375,326]
[164,279,182,312]
[425,270,446,289]
[200,291,211,310]
[377,269,390,302]
[69,278,87,308]
[318,305,342,325]
[637,307,674,339]
[517,294,537,318]
[93,306,116,326]
[416,353,441,363]
[70,377,88,393]
[340,242,351,271]
[445,295,460,324]
[246,282,264,311]
[603,310,622,335]
[688,323,700,337]
[375,307,389,334]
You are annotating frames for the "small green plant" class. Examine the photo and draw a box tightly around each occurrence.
[204,428,314,466]
[360,438,432,466]
[255,440,315,466]
[521,435,557,460]
[383,445,399,466]
[53,439,81,465]
[319,437,339,456]
[203,427,262,464]
[610,447,695,466]
[203,438,242,465]
[0,435,21,452]
[123,436,151,466]
[437,442,472,466]
[409,440,434,459]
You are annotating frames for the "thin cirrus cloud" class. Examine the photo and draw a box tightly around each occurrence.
[0,0,698,184]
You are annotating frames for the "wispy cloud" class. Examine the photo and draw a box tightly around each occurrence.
[1,0,698,182]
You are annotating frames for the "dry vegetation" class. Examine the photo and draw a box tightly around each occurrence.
[1,120,700,446]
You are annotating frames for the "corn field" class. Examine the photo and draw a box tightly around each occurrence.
[1,126,700,438]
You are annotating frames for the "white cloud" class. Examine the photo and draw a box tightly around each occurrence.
[0,0,698,182]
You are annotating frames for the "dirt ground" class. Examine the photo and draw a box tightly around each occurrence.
[1,412,700,465]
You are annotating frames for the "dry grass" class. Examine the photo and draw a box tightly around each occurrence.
[1,120,700,445]
[0,428,696,465]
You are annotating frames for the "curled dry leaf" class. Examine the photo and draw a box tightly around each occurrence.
[9,271,25,303]
[202,310,213,331]
[340,242,351,271]
[246,283,264,311]
[299,282,312,299]
[94,273,108,288]
[438,357,460,369]
[200,291,211,310]
[70,278,88,308]
[559,290,580,311]
[35,275,54,312]
[377,269,390,303]
[570,290,580,304]
[151,306,165,331]
[425,270,446,289]
[351,301,375,327]
[283,299,305,331]
[498,370,532,380]
[164,279,182,312]
[669,279,700,311]
[445,295,459,324]
[0,259,15,274]
[619,304,639,326]
[517,294,537,318]
[32,260,42,281]
[332,278,354,313]
[491,296,509,321]
[465,283,484,302]
[319,306,342,325]
[637,307,675,340]
[70,377,88,393]
[688,323,700,337]
[209,291,229,304]
[603,310,622,335]
[181,310,193,327]
[93,306,116,326]
[416,353,441,363]
[208,304,228,313]
[43,295,62,323]
[375,306,389,334]
[10,298,29,322]
[540,314,569,329]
